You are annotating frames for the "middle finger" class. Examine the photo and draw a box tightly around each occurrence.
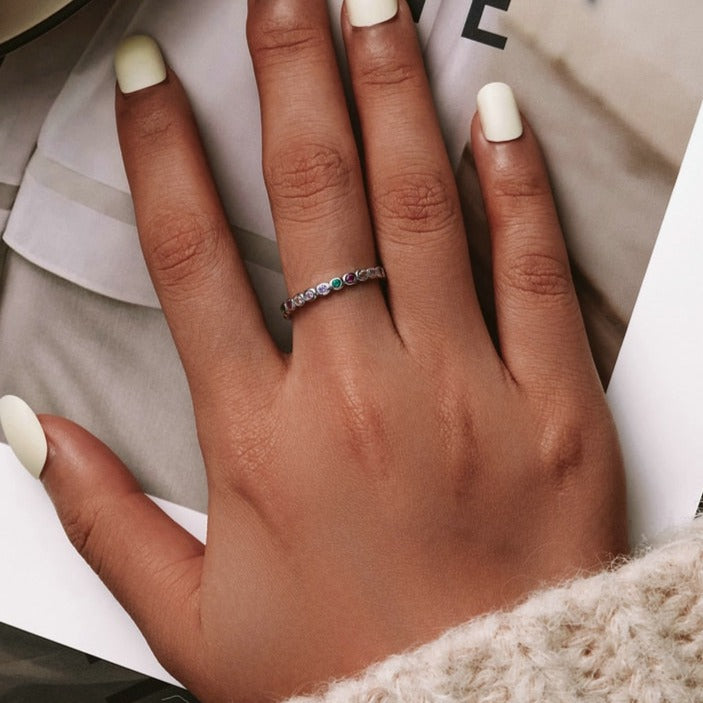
[247,0,390,341]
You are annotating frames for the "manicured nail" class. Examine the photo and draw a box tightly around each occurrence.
[346,0,398,27]
[0,396,48,479]
[477,82,523,143]
[114,35,167,94]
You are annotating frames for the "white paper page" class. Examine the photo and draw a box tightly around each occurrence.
[411,0,443,47]
[0,442,207,686]
[422,0,514,166]
[607,102,703,546]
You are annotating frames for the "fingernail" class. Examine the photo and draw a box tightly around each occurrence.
[0,395,48,479]
[477,82,523,143]
[114,35,167,94]
[346,0,398,27]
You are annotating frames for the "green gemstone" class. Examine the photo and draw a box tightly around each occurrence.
[330,277,343,290]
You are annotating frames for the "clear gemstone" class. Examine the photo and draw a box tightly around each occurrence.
[294,293,306,307]
[304,288,317,302]
[357,268,369,282]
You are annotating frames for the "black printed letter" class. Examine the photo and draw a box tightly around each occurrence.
[463,0,511,49]
[407,0,427,23]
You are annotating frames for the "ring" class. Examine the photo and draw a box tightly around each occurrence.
[281,266,386,319]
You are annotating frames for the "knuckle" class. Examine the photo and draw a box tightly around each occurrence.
[501,251,572,300]
[373,170,458,239]
[357,57,417,90]
[216,403,283,505]
[492,165,551,202]
[127,102,179,150]
[61,499,112,579]
[332,371,390,472]
[537,417,586,487]
[143,211,224,294]
[247,7,325,66]
[230,420,279,487]
[265,142,355,222]
[435,391,480,489]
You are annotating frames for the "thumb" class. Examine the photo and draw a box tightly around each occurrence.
[0,395,205,683]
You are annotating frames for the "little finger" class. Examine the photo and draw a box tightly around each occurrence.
[472,84,597,390]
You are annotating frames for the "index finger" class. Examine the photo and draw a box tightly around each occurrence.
[114,36,283,404]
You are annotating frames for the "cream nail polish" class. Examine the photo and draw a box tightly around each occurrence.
[114,35,167,94]
[477,82,523,143]
[346,0,398,27]
[0,395,48,479]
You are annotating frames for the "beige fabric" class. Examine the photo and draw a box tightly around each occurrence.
[289,519,703,702]
[0,0,115,230]
[0,249,207,512]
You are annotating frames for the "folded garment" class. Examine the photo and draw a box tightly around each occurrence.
[4,0,281,313]
[0,0,115,230]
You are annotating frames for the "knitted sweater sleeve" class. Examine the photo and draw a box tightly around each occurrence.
[286,519,703,702]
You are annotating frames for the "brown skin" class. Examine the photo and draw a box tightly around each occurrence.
[37,2,627,701]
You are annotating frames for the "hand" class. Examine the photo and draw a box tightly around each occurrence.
[19,1,627,700]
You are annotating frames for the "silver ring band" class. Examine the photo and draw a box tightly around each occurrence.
[281,266,386,320]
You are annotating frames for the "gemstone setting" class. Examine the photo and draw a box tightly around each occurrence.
[281,266,385,319]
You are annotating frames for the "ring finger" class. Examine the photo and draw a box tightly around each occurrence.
[343,1,496,363]
[247,0,391,343]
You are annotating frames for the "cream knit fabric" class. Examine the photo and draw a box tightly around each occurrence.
[288,519,703,702]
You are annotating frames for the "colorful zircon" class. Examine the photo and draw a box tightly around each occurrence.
[281,266,385,319]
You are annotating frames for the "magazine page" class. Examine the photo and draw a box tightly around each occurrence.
[607,102,703,544]
[428,0,702,383]
[408,0,443,46]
